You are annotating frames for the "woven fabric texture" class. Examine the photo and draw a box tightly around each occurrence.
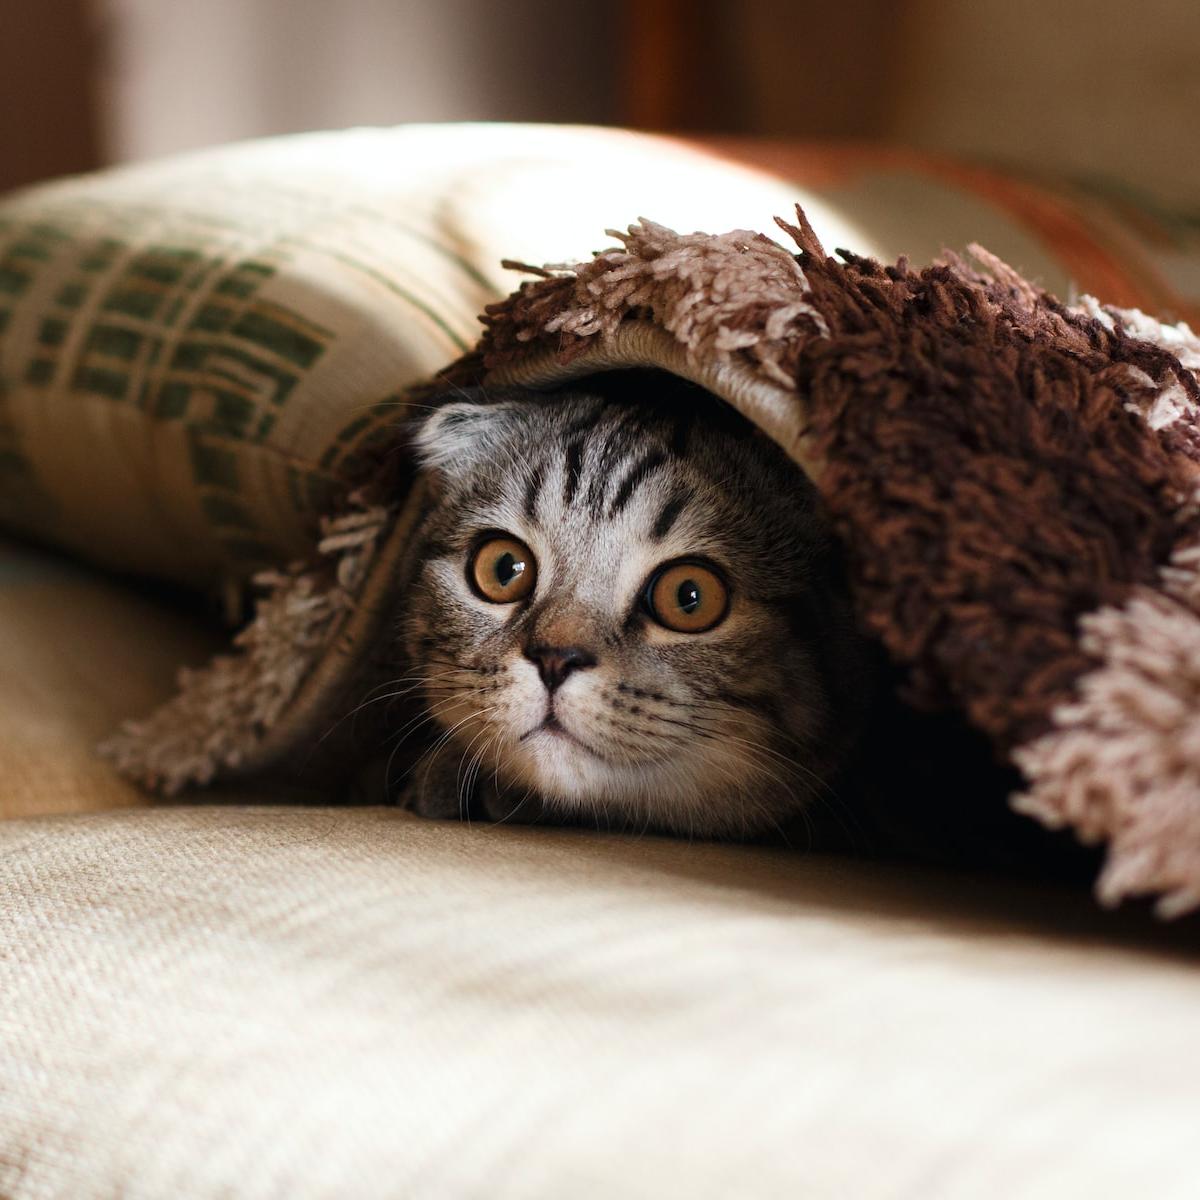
[3,803,1199,1200]
[0,124,819,587]
[0,536,225,819]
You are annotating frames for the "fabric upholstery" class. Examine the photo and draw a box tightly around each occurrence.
[5,522,1195,1198]
[3,803,1199,1200]
[0,124,824,588]
[0,537,223,819]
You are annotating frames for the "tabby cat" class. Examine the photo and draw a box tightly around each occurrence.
[396,381,874,839]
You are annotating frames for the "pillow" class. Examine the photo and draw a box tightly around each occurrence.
[0,123,832,586]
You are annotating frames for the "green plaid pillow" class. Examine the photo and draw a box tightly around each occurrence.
[0,123,805,587]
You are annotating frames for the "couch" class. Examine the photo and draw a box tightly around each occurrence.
[2,125,1199,1199]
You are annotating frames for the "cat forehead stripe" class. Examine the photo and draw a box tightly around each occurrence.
[562,438,585,506]
[583,412,646,510]
[651,491,689,541]
[523,462,544,523]
[607,450,668,520]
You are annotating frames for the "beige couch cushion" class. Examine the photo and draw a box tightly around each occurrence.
[3,803,1199,1199]
[0,538,223,818]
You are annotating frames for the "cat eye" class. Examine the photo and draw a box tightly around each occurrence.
[469,535,537,603]
[644,560,729,633]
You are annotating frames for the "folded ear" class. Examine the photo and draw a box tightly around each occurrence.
[413,393,520,473]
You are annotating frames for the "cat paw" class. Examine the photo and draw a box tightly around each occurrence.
[399,758,547,825]
[401,758,471,820]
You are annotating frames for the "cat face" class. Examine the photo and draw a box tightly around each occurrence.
[403,385,870,837]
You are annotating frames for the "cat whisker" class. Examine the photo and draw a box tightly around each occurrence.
[381,687,471,746]
[383,687,500,802]
[693,712,868,849]
[321,665,493,749]
[412,702,503,795]
[455,722,499,822]
[688,707,834,793]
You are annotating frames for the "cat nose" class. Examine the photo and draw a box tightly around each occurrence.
[524,644,597,692]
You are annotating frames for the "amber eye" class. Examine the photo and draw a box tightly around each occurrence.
[469,535,537,603]
[645,561,730,633]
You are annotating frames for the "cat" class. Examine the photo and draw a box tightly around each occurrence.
[395,379,876,840]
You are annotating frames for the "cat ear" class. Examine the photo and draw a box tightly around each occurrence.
[413,398,520,472]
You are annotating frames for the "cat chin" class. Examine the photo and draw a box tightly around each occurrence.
[498,730,743,833]
[433,710,800,836]
[498,728,654,809]
[507,728,626,798]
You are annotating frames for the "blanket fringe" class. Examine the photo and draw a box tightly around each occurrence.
[99,495,392,795]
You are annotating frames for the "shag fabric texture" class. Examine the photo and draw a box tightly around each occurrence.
[486,216,1200,750]
[101,497,392,794]
[110,208,1200,916]
[471,212,1200,915]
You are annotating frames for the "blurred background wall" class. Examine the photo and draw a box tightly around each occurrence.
[97,0,618,163]
[0,0,1197,207]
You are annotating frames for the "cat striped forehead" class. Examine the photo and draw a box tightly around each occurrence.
[412,386,831,603]
[415,389,718,540]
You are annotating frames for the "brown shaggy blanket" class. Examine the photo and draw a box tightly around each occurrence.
[109,207,1200,917]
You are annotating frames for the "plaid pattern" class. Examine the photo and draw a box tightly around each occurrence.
[0,124,828,589]
[0,136,581,585]
[0,190,479,584]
